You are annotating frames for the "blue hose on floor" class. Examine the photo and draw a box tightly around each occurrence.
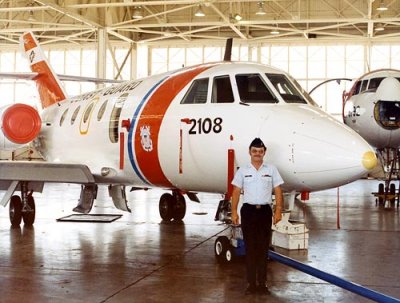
[268,250,400,303]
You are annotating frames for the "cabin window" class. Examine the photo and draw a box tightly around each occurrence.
[97,100,108,121]
[236,74,277,103]
[181,78,209,104]
[71,106,81,125]
[60,108,68,126]
[266,73,307,104]
[83,102,95,123]
[211,75,234,103]
[109,93,129,143]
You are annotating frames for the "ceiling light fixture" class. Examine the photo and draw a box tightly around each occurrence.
[195,5,205,17]
[270,25,280,35]
[256,2,266,16]
[234,13,242,21]
[376,0,388,11]
[375,23,385,31]
[27,10,36,22]
[132,6,143,19]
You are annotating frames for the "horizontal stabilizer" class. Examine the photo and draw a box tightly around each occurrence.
[0,72,124,84]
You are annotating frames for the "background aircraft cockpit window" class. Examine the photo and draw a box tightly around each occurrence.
[352,80,362,96]
[181,78,209,104]
[109,93,129,143]
[211,75,234,103]
[367,77,384,92]
[266,73,307,104]
[71,106,81,125]
[360,80,368,93]
[235,74,277,103]
[60,108,69,127]
[97,100,108,121]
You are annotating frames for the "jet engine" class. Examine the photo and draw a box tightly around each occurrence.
[0,103,41,150]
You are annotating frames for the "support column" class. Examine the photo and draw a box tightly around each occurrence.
[97,28,107,87]
[131,43,137,80]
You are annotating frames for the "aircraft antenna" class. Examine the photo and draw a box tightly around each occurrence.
[223,38,233,61]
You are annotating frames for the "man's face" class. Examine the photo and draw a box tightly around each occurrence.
[249,146,266,162]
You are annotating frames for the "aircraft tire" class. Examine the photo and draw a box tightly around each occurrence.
[378,183,385,207]
[9,195,22,226]
[22,196,36,226]
[172,193,186,221]
[389,183,396,206]
[159,193,174,221]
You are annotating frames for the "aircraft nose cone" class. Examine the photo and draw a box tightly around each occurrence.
[362,151,378,170]
[376,77,400,101]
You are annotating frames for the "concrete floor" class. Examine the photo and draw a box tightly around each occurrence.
[0,179,399,303]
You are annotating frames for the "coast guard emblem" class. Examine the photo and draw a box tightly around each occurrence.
[140,125,153,152]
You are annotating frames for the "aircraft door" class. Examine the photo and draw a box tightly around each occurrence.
[374,101,400,130]
[176,75,234,192]
[109,93,129,143]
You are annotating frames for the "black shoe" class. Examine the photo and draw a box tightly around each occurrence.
[257,284,270,295]
[245,285,257,295]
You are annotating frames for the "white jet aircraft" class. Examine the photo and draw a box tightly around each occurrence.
[0,32,378,226]
[343,69,400,206]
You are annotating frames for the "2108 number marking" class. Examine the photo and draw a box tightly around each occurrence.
[188,117,223,135]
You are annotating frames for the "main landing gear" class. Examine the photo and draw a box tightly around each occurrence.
[159,191,186,221]
[374,148,400,208]
[9,182,36,226]
[375,182,399,208]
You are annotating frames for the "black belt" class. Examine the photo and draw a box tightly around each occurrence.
[243,203,270,209]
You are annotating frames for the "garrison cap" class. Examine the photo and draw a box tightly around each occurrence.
[249,137,266,149]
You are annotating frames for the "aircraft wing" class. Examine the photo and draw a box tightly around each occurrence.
[0,161,95,207]
[0,161,94,185]
[0,72,123,84]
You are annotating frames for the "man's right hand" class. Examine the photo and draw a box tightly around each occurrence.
[231,212,239,225]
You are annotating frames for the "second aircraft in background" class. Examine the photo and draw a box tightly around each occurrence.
[343,69,400,206]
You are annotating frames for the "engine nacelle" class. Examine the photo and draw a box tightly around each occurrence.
[0,103,41,150]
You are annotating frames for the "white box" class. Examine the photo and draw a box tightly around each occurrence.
[272,231,309,250]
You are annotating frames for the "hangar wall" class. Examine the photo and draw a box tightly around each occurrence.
[0,40,400,120]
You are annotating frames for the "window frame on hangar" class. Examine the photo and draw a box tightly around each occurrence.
[0,0,399,120]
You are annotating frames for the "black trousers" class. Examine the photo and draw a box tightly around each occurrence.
[240,203,272,286]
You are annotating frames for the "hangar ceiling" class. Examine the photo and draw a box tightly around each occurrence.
[0,0,399,46]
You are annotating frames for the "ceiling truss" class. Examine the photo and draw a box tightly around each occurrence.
[0,0,399,46]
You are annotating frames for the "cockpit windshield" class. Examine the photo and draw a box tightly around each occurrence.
[266,73,309,105]
[235,74,278,103]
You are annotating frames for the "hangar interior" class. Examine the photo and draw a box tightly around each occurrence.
[0,1,400,302]
[1,0,400,117]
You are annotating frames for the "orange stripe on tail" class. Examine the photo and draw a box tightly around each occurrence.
[20,32,67,109]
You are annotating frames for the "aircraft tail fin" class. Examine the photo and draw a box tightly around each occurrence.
[19,32,67,109]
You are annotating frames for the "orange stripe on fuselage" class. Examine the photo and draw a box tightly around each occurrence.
[134,65,215,188]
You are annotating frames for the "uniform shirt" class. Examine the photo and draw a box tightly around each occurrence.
[231,163,284,205]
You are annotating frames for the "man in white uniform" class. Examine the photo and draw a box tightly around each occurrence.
[231,137,284,295]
